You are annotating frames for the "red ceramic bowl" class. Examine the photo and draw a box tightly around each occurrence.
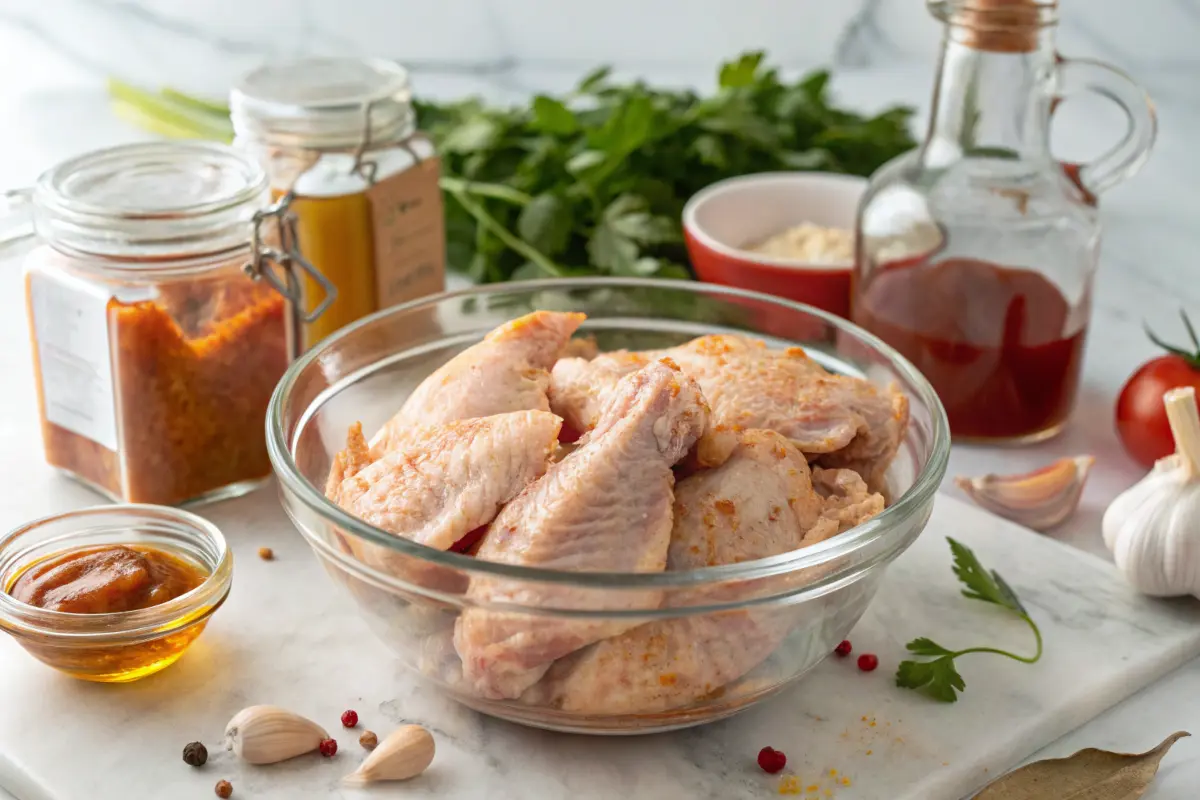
[683,172,867,318]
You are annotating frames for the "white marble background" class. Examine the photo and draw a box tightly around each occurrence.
[2,1,1200,797]
[3,0,1200,93]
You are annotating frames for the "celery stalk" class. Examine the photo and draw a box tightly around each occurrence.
[106,78,233,142]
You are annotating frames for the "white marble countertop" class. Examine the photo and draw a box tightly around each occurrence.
[1,10,1200,795]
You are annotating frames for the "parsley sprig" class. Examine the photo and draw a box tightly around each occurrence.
[896,538,1043,703]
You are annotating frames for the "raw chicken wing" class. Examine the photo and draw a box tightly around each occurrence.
[454,360,708,699]
[549,334,908,483]
[327,411,562,552]
[371,310,584,457]
[522,430,844,714]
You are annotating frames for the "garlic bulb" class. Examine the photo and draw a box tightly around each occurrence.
[1103,386,1200,597]
[343,725,435,785]
[224,705,329,765]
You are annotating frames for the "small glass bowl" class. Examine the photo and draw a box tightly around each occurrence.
[0,504,233,682]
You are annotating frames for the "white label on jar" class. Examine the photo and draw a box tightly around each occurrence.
[291,150,419,198]
[28,269,118,451]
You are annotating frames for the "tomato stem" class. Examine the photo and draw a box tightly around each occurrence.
[1146,310,1200,370]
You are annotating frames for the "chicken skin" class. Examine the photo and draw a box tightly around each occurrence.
[370,310,585,457]
[522,430,883,715]
[549,334,908,486]
[454,360,708,700]
[327,412,562,552]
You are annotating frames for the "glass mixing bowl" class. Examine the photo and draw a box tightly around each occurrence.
[267,278,949,734]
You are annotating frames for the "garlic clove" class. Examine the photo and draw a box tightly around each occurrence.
[955,455,1094,532]
[224,705,329,765]
[343,724,435,785]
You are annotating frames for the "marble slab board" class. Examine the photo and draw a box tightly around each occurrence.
[1,491,1197,800]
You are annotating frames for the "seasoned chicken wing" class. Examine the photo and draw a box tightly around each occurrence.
[370,310,584,457]
[327,412,562,552]
[549,334,908,485]
[454,360,708,700]
[522,430,863,715]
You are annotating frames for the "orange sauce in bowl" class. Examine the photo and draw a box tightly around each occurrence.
[9,545,206,613]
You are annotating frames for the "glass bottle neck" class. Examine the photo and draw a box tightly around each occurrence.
[923,27,1057,167]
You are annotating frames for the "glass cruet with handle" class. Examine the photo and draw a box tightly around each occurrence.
[851,0,1156,444]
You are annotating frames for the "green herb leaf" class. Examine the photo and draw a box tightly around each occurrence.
[692,134,727,168]
[576,65,612,94]
[440,116,502,153]
[531,96,579,136]
[588,219,639,274]
[566,149,607,174]
[905,637,955,657]
[603,195,680,245]
[588,92,655,156]
[781,148,834,170]
[517,193,574,256]
[718,51,766,89]
[895,655,965,703]
[948,537,1025,614]
[896,538,1043,704]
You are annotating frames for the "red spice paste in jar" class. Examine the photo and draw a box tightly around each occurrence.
[853,257,1087,441]
[29,272,289,505]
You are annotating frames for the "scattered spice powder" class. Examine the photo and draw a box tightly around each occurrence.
[31,275,289,505]
[778,775,802,795]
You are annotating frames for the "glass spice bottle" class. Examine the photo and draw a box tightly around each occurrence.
[15,141,330,505]
[851,0,1156,443]
[231,57,446,350]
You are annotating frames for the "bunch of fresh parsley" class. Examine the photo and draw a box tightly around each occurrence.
[896,538,1044,703]
[108,52,914,283]
[417,52,915,282]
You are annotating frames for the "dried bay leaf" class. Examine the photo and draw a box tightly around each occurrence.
[974,732,1190,799]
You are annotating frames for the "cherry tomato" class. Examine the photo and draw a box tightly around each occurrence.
[1116,315,1200,467]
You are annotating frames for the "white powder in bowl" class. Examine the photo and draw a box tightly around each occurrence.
[747,223,854,264]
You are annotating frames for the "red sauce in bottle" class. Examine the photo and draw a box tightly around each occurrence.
[853,257,1087,441]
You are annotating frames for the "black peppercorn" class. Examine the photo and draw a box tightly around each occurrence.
[182,741,208,767]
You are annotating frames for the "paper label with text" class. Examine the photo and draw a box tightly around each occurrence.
[368,155,446,308]
[28,270,118,451]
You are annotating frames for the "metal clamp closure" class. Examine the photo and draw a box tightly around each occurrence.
[244,192,337,324]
